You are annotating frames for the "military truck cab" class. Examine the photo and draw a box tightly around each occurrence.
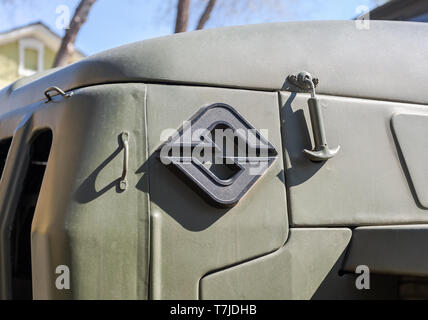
[0,21,427,300]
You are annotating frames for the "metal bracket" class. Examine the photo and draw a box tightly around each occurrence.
[44,86,73,103]
[119,132,129,191]
[288,71,319,92]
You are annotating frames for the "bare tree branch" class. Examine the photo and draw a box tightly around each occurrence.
[53,0,97,68]
[175,0,191,33]
[196,0,217,30]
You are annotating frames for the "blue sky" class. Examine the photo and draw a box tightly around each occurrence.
[0,0,381,56]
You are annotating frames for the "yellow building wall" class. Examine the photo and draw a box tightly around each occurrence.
[0,41,19,89]
[44,46,56,71]
[0,40,81,89]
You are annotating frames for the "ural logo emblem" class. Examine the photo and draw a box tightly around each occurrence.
[159,103,277,207]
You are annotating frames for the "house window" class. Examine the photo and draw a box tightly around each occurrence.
[18,38,44,77]
[24,48,38,71]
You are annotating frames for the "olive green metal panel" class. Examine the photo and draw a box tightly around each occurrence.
[343,225,428,276]
[200,228,351,300]
[0,110,53,300]
[280,92,428,226]
[312,248,400,300]
[26,83,149,299]
[145,85,288,299]
[392,114,428,209]
[1,21,428,115]
[0,114,33,299]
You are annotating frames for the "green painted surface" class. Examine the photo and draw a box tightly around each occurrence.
[146,85,288,299]
[31,83,150,299]
[200,229,352,300]
[0,21,426,300]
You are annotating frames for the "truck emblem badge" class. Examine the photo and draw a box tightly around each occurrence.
[159,103,277,208]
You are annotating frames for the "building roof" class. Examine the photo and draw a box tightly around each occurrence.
[370,0,428,21]
[0,21,85,58]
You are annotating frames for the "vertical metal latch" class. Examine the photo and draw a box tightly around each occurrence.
[288,71,340,162]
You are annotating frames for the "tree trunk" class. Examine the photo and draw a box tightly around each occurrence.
[175,0,191,33]
[196,0,216,30]
[53,0,97,68]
